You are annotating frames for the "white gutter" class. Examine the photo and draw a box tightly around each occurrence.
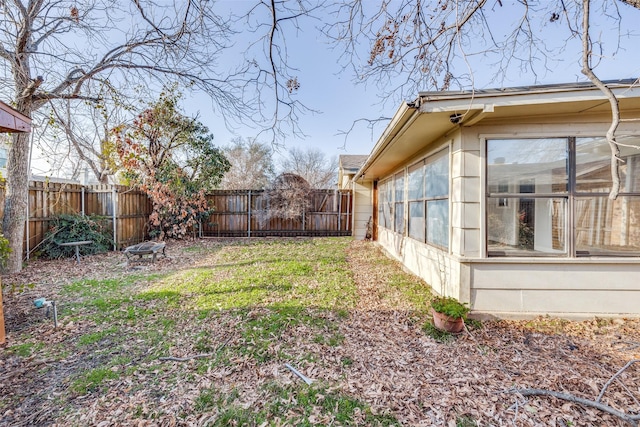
[417,79,639,101]
[419,83,640,113]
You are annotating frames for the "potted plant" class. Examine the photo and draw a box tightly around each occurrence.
[430,296,470,333]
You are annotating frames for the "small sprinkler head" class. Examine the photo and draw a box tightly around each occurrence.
[34,297,49,308]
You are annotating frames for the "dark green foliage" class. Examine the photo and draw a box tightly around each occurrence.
[430,296,470,319]
[422,322,457,343]
[41,214,113,259]
[114,85,231,240]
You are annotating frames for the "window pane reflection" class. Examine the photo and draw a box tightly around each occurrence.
[576,136,640,193]
[409,201,425,242]
[487,197,566,255]
[575,196,640,254]
[426,153,449,198]
[408,162,424,200]
[427,200,448,247]
[487,139,568,193]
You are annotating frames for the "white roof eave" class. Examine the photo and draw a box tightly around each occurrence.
[419,84,640,113]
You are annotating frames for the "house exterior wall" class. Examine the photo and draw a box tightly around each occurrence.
[375,133,468,301]
[466,258,640,317]
[372,109,640,317]
[451,129,481,258]
[462,115,640,317]
[351,179,373,240]
[0,137,8,178]
[377,228,467,302]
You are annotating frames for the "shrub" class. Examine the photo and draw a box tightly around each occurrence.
[41,214,113,259]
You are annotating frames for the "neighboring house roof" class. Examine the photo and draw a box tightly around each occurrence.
[339,155,368,173]
[0,100,31,133]
[338,154,369,189]
[356,79,640,181]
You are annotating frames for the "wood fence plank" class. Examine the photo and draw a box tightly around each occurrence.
[0,184,352,257]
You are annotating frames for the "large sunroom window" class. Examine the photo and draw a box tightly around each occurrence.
[406,149,449,248]
[425,150,449,247]
[394,172,405,234]
[378,178,393,229]
[487,137,640,256]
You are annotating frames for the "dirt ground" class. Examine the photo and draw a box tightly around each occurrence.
[1,239,639,426]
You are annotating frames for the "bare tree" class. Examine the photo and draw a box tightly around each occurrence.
[324,0,640,199]
[256,172,312,227]
[231,0,325,141]
[0,0,312,272]
[279,146,337,189]
[220,137,275,190]
[42,87,133,183]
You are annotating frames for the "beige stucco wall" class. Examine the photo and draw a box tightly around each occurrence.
[372,109,640,317]
[451,130,481,258]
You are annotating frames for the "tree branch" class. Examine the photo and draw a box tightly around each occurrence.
[597,360,640,403]
[581,0,622,200]
[618,0,640,9]
[507,388,640,426]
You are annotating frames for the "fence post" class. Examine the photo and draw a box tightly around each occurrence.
[81,186,85,216]
[346,190,351,232]
[112,186,117,251]
[337,190,342,231]
[247,190,251,238]
[25,182,30,261]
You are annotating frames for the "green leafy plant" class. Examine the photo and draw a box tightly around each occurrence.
[113,85,230,240]
[41,214,113,259]
[0,233,11,270]
[430,296,470,319]
[422,322,457,343]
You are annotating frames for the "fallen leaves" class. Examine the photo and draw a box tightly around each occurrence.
[0,238,639,426]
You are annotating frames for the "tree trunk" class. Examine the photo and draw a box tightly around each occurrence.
[2,132,30,273]
[3,41,37,273]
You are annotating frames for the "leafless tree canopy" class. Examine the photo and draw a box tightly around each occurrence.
[256,172,312,226]
[279,146,337,189]
[220,137,275,190]
[0,0,318,272]
[42,93,132,183]
[324,0,640,200]
[324,0,638,102]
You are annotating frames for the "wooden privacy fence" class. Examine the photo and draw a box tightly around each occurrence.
[0,183,352,258]
[203,189,353,237]
[0,181,152,258]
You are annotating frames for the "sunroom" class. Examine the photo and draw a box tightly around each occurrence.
[351,80,640,317]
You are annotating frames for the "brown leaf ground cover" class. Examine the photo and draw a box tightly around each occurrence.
[0,237,639,426]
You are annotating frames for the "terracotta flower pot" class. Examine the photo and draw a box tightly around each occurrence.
[431,308,465,333]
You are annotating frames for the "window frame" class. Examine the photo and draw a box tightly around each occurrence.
[402,148,450,249]
[394,171,405,235]
[486,136,640,257]
[424,149,449,249]
[407,160,425,242]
